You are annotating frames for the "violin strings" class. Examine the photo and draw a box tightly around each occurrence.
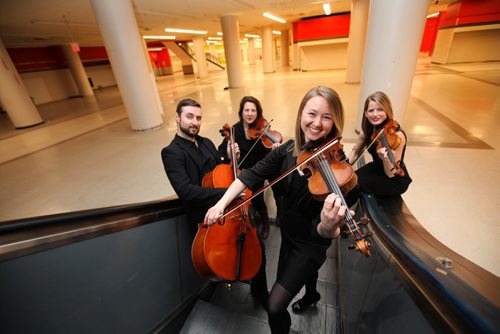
[316,154,361,238]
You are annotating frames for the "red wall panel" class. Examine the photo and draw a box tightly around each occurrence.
[420,16,440,54]
[7,46,66,72]
[293,14,350,42]
[439,0,500,28]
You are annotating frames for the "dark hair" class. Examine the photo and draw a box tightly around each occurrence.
[176,98,201,115]
[238,96,263,124]
[361,91,393,142]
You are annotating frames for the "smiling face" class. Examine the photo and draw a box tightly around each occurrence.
[364,100,387,127]
[300,96,334,143]
[242,101,258,126]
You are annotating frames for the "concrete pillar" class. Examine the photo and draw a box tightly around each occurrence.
[248,38,256,65]
[345,0,370,84]
[262,25,274,73]
[280,29,290,68]
[220,15,243,88]
[356,0,428,128]
[61,44,94,96]
[0,39,43,128]
[90,0,163,131]
[193,37,208,78]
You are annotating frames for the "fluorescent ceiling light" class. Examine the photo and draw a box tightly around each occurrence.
[272,31,281,35]
[217,32,223,36]
[245,34,260,38]
[208,37,222,40]
[323,3,331,16]
[165,28,207,35]
[148,48,163,51]
[31,19,96,27]
[427,12,439,18]
[263,12,286,23]
[143,35,176,39]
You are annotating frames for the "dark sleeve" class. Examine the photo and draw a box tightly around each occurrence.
[217,138,229,162]
[161,146,226,208]
[238,139,293,189]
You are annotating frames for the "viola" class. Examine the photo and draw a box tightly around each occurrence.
[371,119,405,176]
[247,118,283,149]
[298,138,372,257]
[191,124,262,282]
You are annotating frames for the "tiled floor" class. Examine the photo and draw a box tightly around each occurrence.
[0,58,499,277]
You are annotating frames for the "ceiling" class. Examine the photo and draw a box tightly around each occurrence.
[0,0,454,48]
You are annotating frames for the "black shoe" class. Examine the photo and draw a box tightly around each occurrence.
[291,291,321,313]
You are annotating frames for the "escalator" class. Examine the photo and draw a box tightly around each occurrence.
[0,195,498,333]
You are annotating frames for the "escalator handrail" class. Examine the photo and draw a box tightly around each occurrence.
[360,193,500,333]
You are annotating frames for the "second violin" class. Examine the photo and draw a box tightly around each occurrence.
[247,118,283,149]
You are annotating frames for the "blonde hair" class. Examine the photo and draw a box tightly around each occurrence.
[361,91,394,140]
[293,86,344,156]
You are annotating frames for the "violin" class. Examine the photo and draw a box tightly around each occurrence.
[371,119,405,176]
[247,118,283,149]
[298,138,372,257]
[191,123,262,282]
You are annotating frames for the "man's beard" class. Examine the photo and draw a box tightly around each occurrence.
[180,124,199,138]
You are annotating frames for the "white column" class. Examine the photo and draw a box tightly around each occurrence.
[262,25,274,73]
[193,37,209,78]
[90,0,163,131]
[0,39,43,128]
[220,15,243,88]
[280,29,290,68]
[248,38,256,65]
[60,44,94,96]
[345,0,370,84]
[356,0,428,128]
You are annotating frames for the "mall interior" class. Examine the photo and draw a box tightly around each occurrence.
[0,0,498,333]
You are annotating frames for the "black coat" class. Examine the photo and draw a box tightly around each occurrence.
[161,134,227,226]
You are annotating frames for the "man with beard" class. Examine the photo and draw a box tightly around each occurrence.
[161,98,229,231]
[161,98,269,309]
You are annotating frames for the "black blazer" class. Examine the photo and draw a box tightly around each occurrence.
[161,134,227,225]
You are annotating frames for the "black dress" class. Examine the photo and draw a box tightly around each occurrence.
[238,141,332,294]
[355,129,412,196]
[218,122,272,210]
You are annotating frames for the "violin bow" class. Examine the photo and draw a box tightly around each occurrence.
[349,128,384,167]
[237,119,273,169]
[219,138,339,221]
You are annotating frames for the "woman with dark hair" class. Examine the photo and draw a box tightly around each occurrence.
[207,86,356,333]
[218,96,282,239]
[348,91,412,196]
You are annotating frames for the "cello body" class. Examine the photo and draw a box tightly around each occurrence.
[191,163,262,282]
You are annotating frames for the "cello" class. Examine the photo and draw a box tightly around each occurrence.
[191,124,262,282]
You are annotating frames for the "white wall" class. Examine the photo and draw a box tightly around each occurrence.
[298,38,349,71]
[19,64,116,105]
[432,24,500,64]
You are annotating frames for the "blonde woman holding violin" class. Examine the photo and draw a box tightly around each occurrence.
[348,91,412,196]
[218,96,282,240]
[207,86,359,334]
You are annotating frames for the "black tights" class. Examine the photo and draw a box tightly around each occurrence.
[267,282,293,334]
